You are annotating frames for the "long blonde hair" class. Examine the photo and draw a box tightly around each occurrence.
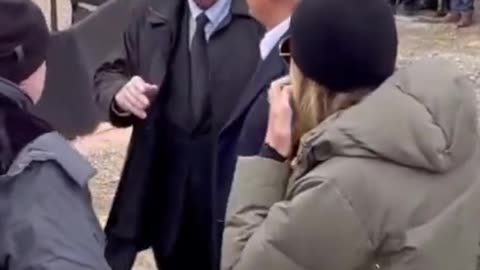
[290,62,369,158]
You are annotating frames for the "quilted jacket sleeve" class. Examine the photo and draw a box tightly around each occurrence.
[222,156,373,270]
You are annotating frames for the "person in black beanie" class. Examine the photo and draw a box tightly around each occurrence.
[0,0,110,269]
[0,0,50,101]
[222,0,480,269]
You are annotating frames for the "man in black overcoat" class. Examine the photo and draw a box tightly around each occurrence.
[93,0,262,268]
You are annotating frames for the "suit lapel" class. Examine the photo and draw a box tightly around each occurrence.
[144,0,185,86]
[222,45,286,131]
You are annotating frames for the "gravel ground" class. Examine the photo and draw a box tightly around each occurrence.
[75,17,480,270]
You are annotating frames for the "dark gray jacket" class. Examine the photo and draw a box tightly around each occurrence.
[0,78,110,269]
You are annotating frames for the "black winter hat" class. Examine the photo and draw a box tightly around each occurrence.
[290,0,398,92]
[0,0,49,83]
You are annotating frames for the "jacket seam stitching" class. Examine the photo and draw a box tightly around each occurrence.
[329,178,375,250]
[266,239,309,270]
[394,83,449,148]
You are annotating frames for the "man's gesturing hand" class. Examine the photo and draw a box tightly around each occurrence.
[114,76,159,119]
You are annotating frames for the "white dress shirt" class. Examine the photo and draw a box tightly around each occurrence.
[259,17,291,60]
[188,0,232,44]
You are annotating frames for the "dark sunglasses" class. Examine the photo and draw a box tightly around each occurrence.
[278,36,291,66]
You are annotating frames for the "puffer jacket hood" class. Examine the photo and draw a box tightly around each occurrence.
[297,59,478,173]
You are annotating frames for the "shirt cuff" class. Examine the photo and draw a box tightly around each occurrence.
[259,143,287,162]
[111,100,131,117]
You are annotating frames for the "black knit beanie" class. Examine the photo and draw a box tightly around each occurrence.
[290,0,398,92]
[0,0,50,84]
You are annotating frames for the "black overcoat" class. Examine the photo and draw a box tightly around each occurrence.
[94,0,262,268]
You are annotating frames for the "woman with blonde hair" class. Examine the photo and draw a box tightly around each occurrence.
[221,0,480,269]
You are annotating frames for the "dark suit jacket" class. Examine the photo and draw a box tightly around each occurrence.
[236,48,288,156]
[217,33,288,229]
[94,0,262,268]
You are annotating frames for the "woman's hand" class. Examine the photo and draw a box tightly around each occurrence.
[265,76,293,158]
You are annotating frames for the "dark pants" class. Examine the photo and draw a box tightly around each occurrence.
[153,174,214,270]
[153,207,213,270]
[450,0,474,12]
[152,129,217,270]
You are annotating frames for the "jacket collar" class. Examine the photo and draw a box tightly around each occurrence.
[230,0,249,17]
[260,17,290,60]
[146,0,181,24]
[0,77,33,111]
[147,0,250,24]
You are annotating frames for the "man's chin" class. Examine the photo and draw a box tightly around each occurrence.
[248,10,261,23]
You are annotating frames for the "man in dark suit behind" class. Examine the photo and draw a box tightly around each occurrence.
[93,0,262,268]
[217,0,299,200]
